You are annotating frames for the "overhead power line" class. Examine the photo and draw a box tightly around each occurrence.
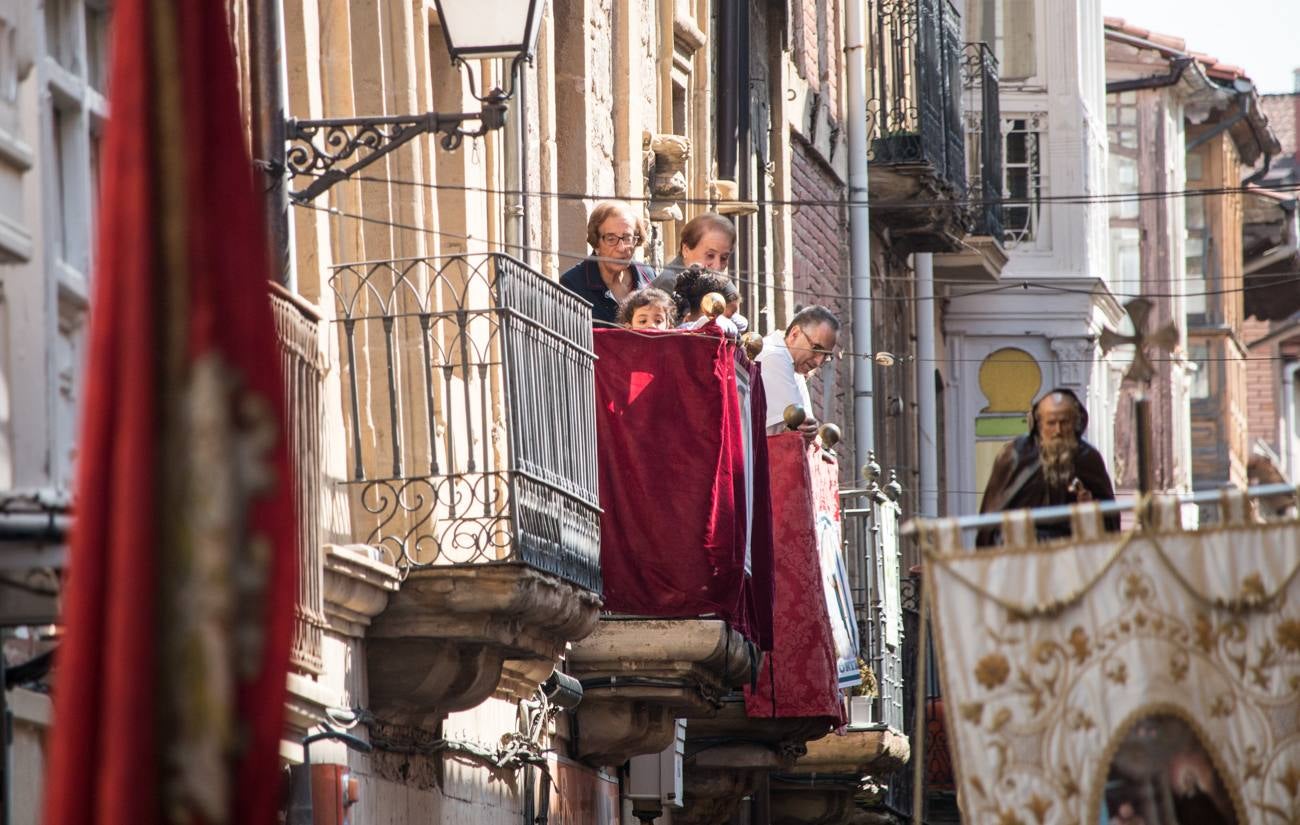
[299,169,1300,212]
[297,200,1300,305]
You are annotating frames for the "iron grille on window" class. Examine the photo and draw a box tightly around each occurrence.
[962,42,1003,239]
[330,253,602,593]
[1003,114,1046,247]
[866,0,967,195]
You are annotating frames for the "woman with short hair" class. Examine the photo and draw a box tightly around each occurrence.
[559,200,657,326]
[651,212,737,294]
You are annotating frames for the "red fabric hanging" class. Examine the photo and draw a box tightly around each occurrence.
[43,2,297,824]
[593,328,773,646]
[744,433,846,726]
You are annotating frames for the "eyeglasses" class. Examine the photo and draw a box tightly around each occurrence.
[796,326,837,361]
[600,233,642,247]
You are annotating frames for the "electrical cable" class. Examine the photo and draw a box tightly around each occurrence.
[286,166,1300,211]
[297,200,1300,305]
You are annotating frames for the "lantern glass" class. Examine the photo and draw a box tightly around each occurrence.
[433,0,545,62]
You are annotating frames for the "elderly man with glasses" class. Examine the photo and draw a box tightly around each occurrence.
[559,200,658,326]
[756,305,840,442]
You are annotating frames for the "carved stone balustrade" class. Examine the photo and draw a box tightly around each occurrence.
[566,618,752,766]
[366,564,601,727]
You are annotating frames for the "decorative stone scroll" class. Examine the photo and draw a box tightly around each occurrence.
[917,497,1300,824]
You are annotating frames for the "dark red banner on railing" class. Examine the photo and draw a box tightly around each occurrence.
[593,328,773,648]
[745,433,847,726]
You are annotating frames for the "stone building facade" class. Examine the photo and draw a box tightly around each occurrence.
[226,0,917,823]
[0,0,109,821]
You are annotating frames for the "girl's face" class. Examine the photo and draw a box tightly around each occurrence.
[631,304,671,330]
[725,297,740,317]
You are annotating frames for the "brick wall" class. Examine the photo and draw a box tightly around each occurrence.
[792,0,842,120]
[791,137,853,476]
[1242,317,1278,453]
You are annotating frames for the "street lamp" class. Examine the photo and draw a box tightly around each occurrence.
[285,0,545,202]
[432,0,545,63]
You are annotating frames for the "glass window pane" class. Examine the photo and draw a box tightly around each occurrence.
[1189,343,1209,399]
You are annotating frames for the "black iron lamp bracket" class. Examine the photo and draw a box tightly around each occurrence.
[285,55,529,203]
[286,100,507,202]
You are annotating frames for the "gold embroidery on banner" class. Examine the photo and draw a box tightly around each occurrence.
[1278,619,1300,653]
[1066,627,1089,663]
[925,521,1300,825]
[975,653,1011,689]
[1026,793,1052,824]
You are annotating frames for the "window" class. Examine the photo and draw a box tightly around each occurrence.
[38,0,110,486]
[85,1,111,93]
[1188,343,1209,400]
[1185,151,1208,324]
[1003,115,1045,247]
[1107,93,1140,295]
[0,19,16,104]
[968,0,1036,82]
[45,0,79,73]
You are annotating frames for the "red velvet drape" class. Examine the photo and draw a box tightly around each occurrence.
[744,433,846,726]
[593,328,773,646]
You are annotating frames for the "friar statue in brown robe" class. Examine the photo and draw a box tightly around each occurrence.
[976,387,1120,547]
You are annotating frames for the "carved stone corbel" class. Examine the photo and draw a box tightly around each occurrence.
[567,618,751,766]
[365,565,601,727]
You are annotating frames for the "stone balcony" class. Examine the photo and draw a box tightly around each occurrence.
[770,728,911,825]
[328,253,605,727]
[566,618,752,765]
[367,564,601,726]
[675,696,835,825]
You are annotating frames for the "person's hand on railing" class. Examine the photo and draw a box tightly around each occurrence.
[797,419,820,444]
[783,404,820,445]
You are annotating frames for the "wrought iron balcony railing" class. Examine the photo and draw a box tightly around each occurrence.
[329,253,601,593]
[866,0,966,194]
[963,42,1004,240]
[270,283,329,676]
[841,486,905,732]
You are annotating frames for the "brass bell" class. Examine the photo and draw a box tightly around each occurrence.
[818,422,841,450]
[741,331,764,361]
[783,404,807,430]
[700,292,727,318]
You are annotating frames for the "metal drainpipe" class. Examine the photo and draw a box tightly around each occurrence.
[846,0,875,461]
[915,253,937,517]
[1104,56,1194,94]
[516,58,532,267]
[250,0,295,289]
[715,0,738,180]
[1284,362,1300,481]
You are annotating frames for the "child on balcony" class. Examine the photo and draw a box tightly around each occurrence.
[616,287,677,330]
[672,266,741,336]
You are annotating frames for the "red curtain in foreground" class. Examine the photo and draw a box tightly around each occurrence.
[745,433,846,727]
[594,328,773,646]
[43,2,296,825]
